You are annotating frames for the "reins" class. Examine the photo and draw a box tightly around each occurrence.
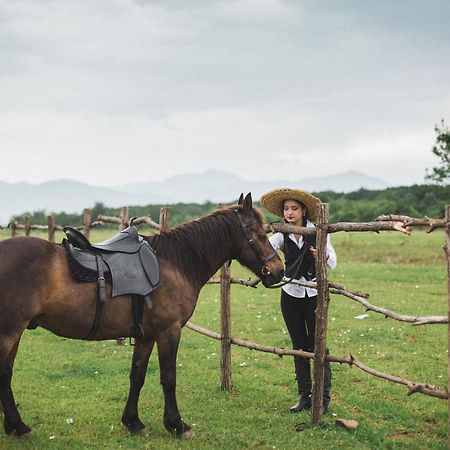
[264,244,309,289]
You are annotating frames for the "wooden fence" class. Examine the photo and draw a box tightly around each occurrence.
[3,206,170,240]
[185,205,450,429]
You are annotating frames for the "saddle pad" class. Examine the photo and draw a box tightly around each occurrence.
[64,241,112,283]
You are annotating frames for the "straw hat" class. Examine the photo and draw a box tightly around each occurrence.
[260,188,321,222]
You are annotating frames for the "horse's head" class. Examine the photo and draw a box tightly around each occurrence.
[232,193,284,287]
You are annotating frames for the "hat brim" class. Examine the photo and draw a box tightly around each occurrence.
[260,188,321,221]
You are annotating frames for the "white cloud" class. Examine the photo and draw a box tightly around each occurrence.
[0,0,449,187]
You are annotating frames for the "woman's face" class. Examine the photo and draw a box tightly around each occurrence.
[283,199,305,225]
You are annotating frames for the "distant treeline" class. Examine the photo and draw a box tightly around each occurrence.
[13,184,450,227]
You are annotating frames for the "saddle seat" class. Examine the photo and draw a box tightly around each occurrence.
[63,225,160,300]
[64,225,142,253]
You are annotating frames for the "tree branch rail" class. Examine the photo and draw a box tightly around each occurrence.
[185,321,448,400]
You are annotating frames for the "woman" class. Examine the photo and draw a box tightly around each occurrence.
[260,188,337,413]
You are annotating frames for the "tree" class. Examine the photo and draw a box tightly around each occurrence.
[425,120,450,183]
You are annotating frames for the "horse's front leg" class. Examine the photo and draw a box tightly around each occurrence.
[121,337,155,434]
[157,326,194,438]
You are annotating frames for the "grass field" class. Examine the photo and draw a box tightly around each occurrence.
[0,227,448,449]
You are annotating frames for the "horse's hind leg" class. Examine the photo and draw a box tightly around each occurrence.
[122,337,155,434]
[0,332,32,437]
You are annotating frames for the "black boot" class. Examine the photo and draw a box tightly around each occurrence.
[323,349,332,413]
[289,393,311,413]
[290,357,311,413]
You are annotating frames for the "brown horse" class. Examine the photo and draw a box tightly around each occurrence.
[0,193,283,438]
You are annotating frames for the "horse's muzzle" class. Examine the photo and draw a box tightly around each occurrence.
[262,268,284,287]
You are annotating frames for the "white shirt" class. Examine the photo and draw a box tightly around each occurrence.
[269,220,337,298]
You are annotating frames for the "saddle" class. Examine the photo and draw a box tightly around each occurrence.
[62,225,160,339]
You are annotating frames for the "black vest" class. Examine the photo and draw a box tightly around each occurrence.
[284,233,316,281]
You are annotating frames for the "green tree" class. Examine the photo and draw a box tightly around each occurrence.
[426,120,450,183]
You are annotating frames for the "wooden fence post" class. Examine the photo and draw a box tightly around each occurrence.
[159,207,170,232]
[115,206,131,346]
[444,205,450,448]
[10,220,17,238]
[47,215,55,242]
[119,206,129,230]
[24,215,31,236]
[218,204,232,390]
[83,208,92,238]
[311,203,330,424]
[220,259,232,390]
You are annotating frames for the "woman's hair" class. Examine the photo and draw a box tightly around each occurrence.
[282,200,307,257]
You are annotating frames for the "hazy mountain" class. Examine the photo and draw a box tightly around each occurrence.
[0,179,165,224]
[117,169,388,203]
[0,170,388,223]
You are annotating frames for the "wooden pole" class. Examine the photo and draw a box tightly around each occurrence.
[24,215,31,236]
[218,203,232,390]
[83,208,92,238]
[159,207,170,232]
[10,220,17,238]
[119,206,129,230]
[311,203,330,424]
[115,206,130,346]
[220,261,232,390]
[47,215,55,242]
[444,205,450,448]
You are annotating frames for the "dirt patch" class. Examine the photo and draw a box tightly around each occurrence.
[388,431,413,442]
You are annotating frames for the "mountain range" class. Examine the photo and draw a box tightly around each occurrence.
[0,170,388,224]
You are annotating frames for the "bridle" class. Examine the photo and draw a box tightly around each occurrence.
[234,209,278,276]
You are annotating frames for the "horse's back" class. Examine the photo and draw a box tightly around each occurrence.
[0,236,59,278]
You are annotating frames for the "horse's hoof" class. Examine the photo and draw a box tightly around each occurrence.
[136,427,149,436]
[19,430,33,439]
[180,428,195,439]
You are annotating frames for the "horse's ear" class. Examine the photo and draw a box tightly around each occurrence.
[243,193,253,211]
[238,193,244,205]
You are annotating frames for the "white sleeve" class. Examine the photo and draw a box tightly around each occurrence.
[326,236,337,270]
[268,232,284,251]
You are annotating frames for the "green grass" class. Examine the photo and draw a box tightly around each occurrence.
[0,228,448,449]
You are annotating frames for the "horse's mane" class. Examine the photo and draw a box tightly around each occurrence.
[146,206,265,285]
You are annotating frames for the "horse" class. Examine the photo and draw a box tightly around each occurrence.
[0,193,284,439]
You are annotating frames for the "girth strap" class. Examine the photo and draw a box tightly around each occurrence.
[85,254,107,339]
[96,254,106,303]
[129,294,145,342]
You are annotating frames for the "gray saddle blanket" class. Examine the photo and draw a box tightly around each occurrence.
[63,225,160,298]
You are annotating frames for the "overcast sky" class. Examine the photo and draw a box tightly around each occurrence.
[1,0,449,187]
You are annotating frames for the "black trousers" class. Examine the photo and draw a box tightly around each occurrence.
[280,289,317,352]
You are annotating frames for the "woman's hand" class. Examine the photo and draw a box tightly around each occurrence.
[310,246,329,260]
